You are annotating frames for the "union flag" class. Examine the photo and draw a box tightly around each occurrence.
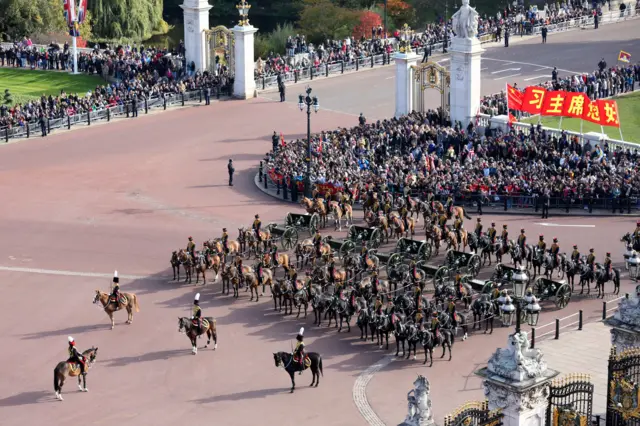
[540,91,566,117]
[506,84,524,111]
[562,92,588,119]
[597,99,621,128]
[582,100,603,125]
[520,86,546,114]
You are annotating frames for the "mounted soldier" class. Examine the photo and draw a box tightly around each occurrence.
[374,295,384,315]
[400,203,409,231]
[312,230,323,258]
[256,259,265,288]
[414,286,423,310]
[587,248,596,273]
[67,336,86,376]
[221,227,230,256]
[270,242,279,268]
[517,229,527,252]
[537,235,546,253]
[360,244,369,270]
[604,252,613,281]
[371,270,380,297]
[340,192,351,215]
[371,196,380,214]
[235,254,244,283]
[252,214,262,243]
[328,257,336,285]
[474,218,483,237]
[550,238,560,269]
[501,225,509,246]
[490,281,500,300]
[454,217,463,244]
[438,213,448,233]
[415,308,425,328]
[431,311,441,339]
[192,293,203,334]
[446,296,458,329]
[382,198,393,217]
[187,236,196,258]
[488,222,497,246]
[410,260,420,287]
[110,270,121,308]
[445,195,454,218]
[571,245,580,262]
[294,327,306,373]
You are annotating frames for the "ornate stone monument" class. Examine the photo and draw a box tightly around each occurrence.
[449,0,484,126]
[393,25,420,118]
[477,332,559,426]
[181,0,213,73]
[399,375,435,426]
[606,285,640,351]
[232,0,258,99]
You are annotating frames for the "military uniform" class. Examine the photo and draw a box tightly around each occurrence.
[501,226,509,245]
[371,272,380,296]
[383,201,392,216]
[633,223,640,240]
[475,219,483,237]
[571,246,580,262]
[439,214,448,231]
[374,297,384,315]
[400,206,409,230]
[490,285,500,300]
[454,218,463,243]
[110,271,120,308]
[294,327,306,371]
[256,261,264,286]
[446,299,458,328]
[270,244,279,267]
[517,230,527,251]
[604,253,612,280]
[488,224,497,245]
[415,310,425,327]
[431,314,441,338]
[587,250,596,272]
[192,293,203,334]
[313,232,323,257]
[221,229,229,254]
[67,336,86,374]
[550,239,560,267]
[187,237,196,257]
[537,237,546,252]
[252,216,262,241]
[328,259,336,284]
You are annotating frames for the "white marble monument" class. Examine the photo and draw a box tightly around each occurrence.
[393,50,420,118]
[399,375,435,426]
[449,0,484,127]
[477,332,559,426]
[606,285,640,352]
[233,1,257,99]
[181,0,212,73]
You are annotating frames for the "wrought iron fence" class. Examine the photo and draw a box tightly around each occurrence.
[546,374,594,426]
[444,400,504,426]
[606,346,640,426]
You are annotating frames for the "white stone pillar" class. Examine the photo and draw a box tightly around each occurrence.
[476,332,559,426]
[449,37,484,127]
[233,25,258,99]
[181,0,212,73]
[393,51,420,118]
[606,292,640,353]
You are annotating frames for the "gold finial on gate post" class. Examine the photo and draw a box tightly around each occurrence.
[399,23,414,53]
[236,0,251,26]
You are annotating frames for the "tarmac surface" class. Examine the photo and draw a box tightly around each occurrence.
[0,35,639,426]
[261,19,640,119]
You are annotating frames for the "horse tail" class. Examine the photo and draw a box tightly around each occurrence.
[319,356,324,377]
[450,330,455,346]
[53,363,63,392]
[463,208,471,220]
[133,294,140,312]
[615,269,621,286]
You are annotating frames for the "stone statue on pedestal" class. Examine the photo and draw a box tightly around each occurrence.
[399,375,434,426]
[487,332,547,381]
[614,285,640,328]
[451,0,479,39]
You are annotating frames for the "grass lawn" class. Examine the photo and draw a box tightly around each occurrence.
[523,91,640,144]
[0,68,104,105]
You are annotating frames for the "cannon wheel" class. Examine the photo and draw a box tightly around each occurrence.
[555,283,572,309]
[347,225,357,241]
[285,213,294,227]
[309,213,320,235]
[533,277,546,299]
[340,240,356,260]
[481,280,496,294]
[369,228,382,249]
[282,227,299,250]
[386,253,402,277]
[423,242,433,261]
[445,249,455,266]
[467,254,482,278]
[395,237,407,253]
[417,242,428,262]
[434,266,449,286]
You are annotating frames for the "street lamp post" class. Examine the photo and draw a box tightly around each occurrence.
[298,87,319,198]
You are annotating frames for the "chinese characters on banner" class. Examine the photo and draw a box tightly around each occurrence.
[509,87,621,128]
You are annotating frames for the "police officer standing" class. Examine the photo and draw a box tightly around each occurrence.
[541,190,550,219]
[228,159,235,186]
[277,72,285,102]
[131,94,138,118]
[504,26,510,47]
[205,85,211,105]
[541,25,548,43]
[272,131,279,152]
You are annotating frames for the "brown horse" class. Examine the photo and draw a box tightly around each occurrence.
[329,201,353,231]
[390,214,416,239]
[433,201,472,220]
[177,249,193,283]
[262,251,291,273]
[446,230,468,252]
[178,316,218,355]
[207,239,241,257]
[295,240,314,268]
[239,227,271,255]
[53,347,98,400]
[242,268,273,301]
[205,252,223,280]
[427,225,442,256]
[301,196,327,227]
[93,290,140,329]
[170,251,182,280]
[220,263,238,295]
[192,253,209,285]
[313,242,332,265]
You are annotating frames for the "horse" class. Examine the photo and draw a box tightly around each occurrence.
[621,233,640,251]
[562,255,584,293]
[328,290,357,332]
[205,252,223,281]
[390,214,415,239]
[205,239,241,259]
[294,239,314,268]
[243,268,273,301]
[273,351,323,393]
[261,251,290,274]
[178,316,218,355]
[311,292,333,326]
[220,263,238,295]
[467,233,490,255]
[594,264,621,298]
[192,253,208,285]
[93,290,140,330]
[239,227,270,255]
[471,294,495,334]
[418,328,454,366]
[364,211,390,242]
[426,225,443,256]
[510,244,530,269]
[432,201,472,221]
[300,197,327,227]
[177,249,193,283]
[170,251,182,280]
[273,278,295,314]
[53,347,98,400]
[445,230,467,252]
[329,201,352,231]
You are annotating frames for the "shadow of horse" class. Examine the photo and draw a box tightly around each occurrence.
[0,390,53,407]
[102,349,190,367]
[20,323,106,340]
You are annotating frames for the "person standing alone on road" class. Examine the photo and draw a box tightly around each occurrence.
[277,72,285,102]
[272,131,279,152]
[541,25,547,43]
[504,27,509,47]
[541,190,550,219]
[228,159,235,186]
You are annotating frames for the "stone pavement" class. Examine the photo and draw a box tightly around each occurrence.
[537,321,611,416]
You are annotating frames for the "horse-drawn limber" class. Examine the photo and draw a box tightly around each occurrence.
[444,249,482,278]
[367,249,404,277]
[286,212,320,235]
[491,263,532,286]
[265,223,299,250]
[346,225,382,249]
[324,236,357,260]
[532,277,572,309]
[396,237,433,261]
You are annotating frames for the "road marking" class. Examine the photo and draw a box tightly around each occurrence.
[0,265,164,280]
[501,62,516,66]
[536,223,596,228]
[438,58,450,63]
[481,67,489,70]
[491,68,522,74]
[483,58,581,74]
[534,67,550,71]
[353,354,394,426]
[385,76,394,80]
[494,73,522,80]
[524,75,548,81]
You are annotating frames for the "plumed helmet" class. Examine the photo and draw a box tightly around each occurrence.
[194,293,200,302]
[503,225,507,229]
[298,327,304,336]
[539,235,544,239]
[113,270,119,283]
[553,238,558,243]
[521,229,525,233]
[590,248,594,252]
[68,336,74,343]
[606,252,611,256]
[573,245,578,249]
[491,222,495,226]
[188,236,193,240]
[477,218,481,222]
[255,214,259,219]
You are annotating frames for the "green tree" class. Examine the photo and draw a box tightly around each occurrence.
[89,0,169,41]
[298,0,359,44]
[4,89,13,105]
[0,0,67,40]
[254,23,297,60]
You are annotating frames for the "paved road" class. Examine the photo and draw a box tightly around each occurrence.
[262,20,640,119]
[0,85,637,425]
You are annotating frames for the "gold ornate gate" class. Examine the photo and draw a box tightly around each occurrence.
[412,61,450,121]
[204,26,234,75]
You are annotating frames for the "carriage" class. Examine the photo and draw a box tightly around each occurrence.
[265,223,299,250]
[346,225,382,248]
[285,212,320,236]
[368,249,404,277]
[444,249,482,278]
[325,236,357,260]
[532,277,572,309]
[396,237,433,262]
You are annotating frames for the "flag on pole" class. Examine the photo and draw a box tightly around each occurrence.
[77,0,88,24]
[506,84,524,111]
[618,50,631,63]
[63,0,73,26]
[68,0,76,26]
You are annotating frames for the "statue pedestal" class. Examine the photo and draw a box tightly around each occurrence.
[233,25,258,99]
[393,51,420,118]
[181,0,212,73]
[398,375,436,426]
[605,293,640,352]
[449,37,484,127]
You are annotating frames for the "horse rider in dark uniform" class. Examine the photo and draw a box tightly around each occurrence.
[488,222,497,246]
[475,218,483,237]
[252,214,262,243]
[67,336,86,376]
[328,257,336,286]
[313,230,323,258]
[192,293,203,334]
[110,270,120,308]
[445,195,454,218]
[187,236,196,258]
[431,311,441,340]
[571,245,581,263]
[270,242,279,268]
[550,238,560,269]
[414,286,423,310]
[446,296,458,328]
[517,229,527,252]
[372,197,380,214]
[383,199,393,218]
[294,327,306,373]
[587,248,596,275]
[438,213,448,233]
[221,228,229,255]
[256,259,265,288]
[360,244,369,270]
[415,308,425,328]
[400,204,409,231]
[374,295,384,315]
[501,225,509,246]
[537,235,547,253]
[410,260,421,288]
[454,273,465,300]
[235,255,244,285]
[604,252,613,281]
[340,192,350,215]
[453,217,463,244]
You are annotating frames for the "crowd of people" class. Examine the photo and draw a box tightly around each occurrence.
[0,39,233,131]
[266,110,640,213]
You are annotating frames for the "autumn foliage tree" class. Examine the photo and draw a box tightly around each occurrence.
[352,10,382,39]
[381,0,416,29]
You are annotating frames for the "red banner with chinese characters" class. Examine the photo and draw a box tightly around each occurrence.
[597,99,621,128]
[520,86,546,114]
[540,91,566,117]
[582,100,603,125]
[562,92,588,119]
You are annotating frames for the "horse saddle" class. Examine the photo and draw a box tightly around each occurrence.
[192,318,209,330]
[67,361,85,376]
[293,355,311,368]
[109,295,127,306]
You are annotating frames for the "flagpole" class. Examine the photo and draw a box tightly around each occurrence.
[72,24,79,75]
[619,127,624,141]
[559,116,563,130]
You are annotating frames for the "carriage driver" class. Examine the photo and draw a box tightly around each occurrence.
[550,238,560,268]
[501,225,509,246]
[490,281,500,300]
[571,245,580,262]
[537,235,546,252]
[518,229,527,251]
[313,230,323,258]
[192,293,203,334]
[475,218,483,237]
[110,270,120,308]
[294,327,306,373]
[187,236,196,258]
[221,228,229,255]
[488,222,497,245]
[604,252,613,281]
[587,248,596,273]
[252,215,262,242]
[67,336,86,375]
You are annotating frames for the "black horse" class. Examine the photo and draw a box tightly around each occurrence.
[471,295,495,334]
[417,328,454,367]
[273,351,323,393]
[621,233,640,251]
[595,265,621,298]
[356,304,376,341]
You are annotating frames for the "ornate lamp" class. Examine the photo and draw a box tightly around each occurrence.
[399,24,414,53]
[236,0,251,26]
[629,252,640,281]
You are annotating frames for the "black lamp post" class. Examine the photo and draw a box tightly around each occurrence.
[298,87,319,198]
